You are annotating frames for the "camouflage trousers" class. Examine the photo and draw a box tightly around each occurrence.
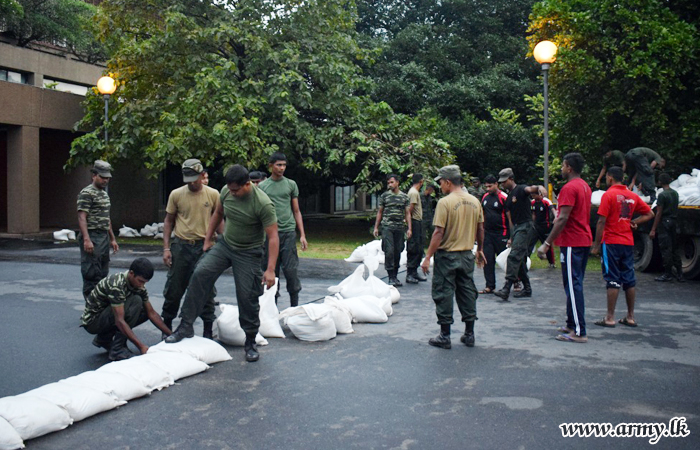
[83,293,147,336]
[78,230,110,300]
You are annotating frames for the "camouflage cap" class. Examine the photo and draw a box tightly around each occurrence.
[182,159,204,182]
[93,160,112,178]
[434,165,461,182]
[498,168,514,182]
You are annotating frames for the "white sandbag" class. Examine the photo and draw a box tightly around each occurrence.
[322,297,354,334]
[138,352,209,381]
[147,336,232,364]
[399,249,407,267]
[119,225,139,237]
[328,264,365,294]
[154,232,164,239]
[258,279,285,338]
[338,267,372,298]
[495,247,531,271]
[365,239,383,256]
[216,303,269,346]
[0,415,24,450]
[21,383,125,422]
[344,245,367,262]
[388,286,400,304]
[282,305,336,341]
[60,370,151,402]
[365,275,392,299]
[590,190,605,206]
[139,225,157,237]
[363,253,380,273]
[52,229,75,241]
[420,256,434,267]
[0,396,72,441]
[97,358,174,392]
[340,297,388,323]
[344,294,392,317]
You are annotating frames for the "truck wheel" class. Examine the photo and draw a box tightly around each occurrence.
[679,235,700,280]
[634,232,654,272]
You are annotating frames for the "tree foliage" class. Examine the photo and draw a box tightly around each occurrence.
[357,0,544,181]
[1,0,106,63]
[528,0,700,174]
[69,0,453,193]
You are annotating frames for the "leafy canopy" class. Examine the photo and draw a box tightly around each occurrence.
[69,0,453,192]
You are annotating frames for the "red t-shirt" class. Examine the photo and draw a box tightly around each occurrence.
[554,177,593,247]
[598,184,652,246]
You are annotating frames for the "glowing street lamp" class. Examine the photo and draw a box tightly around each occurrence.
[533,40,558,192]
[96,76,117,144]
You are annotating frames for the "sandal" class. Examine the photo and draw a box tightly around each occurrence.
[479,288,494,294]
[618,318,638,327]
[558,326,574,334]
[555,333,588,343]
[594,319,615,328]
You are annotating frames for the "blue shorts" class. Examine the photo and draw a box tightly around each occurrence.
[601,243,636,290]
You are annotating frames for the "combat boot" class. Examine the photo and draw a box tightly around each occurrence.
[203,321,214,340]
[108,332,134,361]
[494,281,513,301]
[161,318,172,341]
[428,333,451,349]
[92,331,115,352]
[165,321,194,343]
[244,335,259,362]
[405,271,419,284]
[460,321,475,347]
[290,292,299,307]
[513,279,532,298]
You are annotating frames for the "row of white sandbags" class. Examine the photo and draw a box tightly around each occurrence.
[0,337,231,450]
[119,223,172,238]
[591,168,700,206]
[52,229,76,241]
[216,279,283,346]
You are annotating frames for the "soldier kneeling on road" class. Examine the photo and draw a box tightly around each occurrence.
[80,257,172,361]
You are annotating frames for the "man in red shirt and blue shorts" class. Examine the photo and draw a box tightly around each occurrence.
[591,166,654,328]
[537,153,592,343]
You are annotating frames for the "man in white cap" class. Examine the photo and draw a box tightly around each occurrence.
[161,159,223,339]
[77,160,119,300]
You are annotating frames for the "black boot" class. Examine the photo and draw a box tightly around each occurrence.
[244,335,259,362]
[92,331,115,352]
[415,270,427,282]
[460,321,475,347]
[108,332,134,361]
[494,281,513,301]
[428,333,452,349]
[405,271,419,284]
[513,278,532,298]
[290,292,299,308]
[161,318,172,341]
[203,321,214,340]
[165,321,194,344]
[655,273,674,282]
[674,266,685,283]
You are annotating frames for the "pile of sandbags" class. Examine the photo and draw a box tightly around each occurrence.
[118,225,140,238]
[216,278,283,344]
[669,169,700,206]
[119,223,168,238]
[0,337,230,449]
[344,239,407,267]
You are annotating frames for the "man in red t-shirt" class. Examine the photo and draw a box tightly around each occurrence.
[537,153,592,343]
[591,166,654,328]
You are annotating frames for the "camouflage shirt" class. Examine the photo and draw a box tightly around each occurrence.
[81,271,149,326]
[379,191,409,230]
[77,184,111,231]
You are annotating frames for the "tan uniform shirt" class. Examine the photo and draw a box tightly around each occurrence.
[433,191,483,251]
[166,185,220,240]
[408,187,423,221]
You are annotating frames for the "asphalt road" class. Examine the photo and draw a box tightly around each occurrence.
[0,242,698,449]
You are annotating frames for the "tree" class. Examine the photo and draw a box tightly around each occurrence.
[357,0,544,180]
[1,0,106,63]
[528,0,700,174]
[68,0,452,193]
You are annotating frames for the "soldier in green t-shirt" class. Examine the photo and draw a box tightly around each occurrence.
[650,173,684,282]
[167,165,279,363]
[258,152,308,307]
[77,160,119,300]
[623,147,665,201]
[595,148,625,189]
[373,174,412,287]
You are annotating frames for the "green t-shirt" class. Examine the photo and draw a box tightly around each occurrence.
[656,188,679,221]
[220,185,277,250]
[258,176,299,233]
[379,190,409,230]
[77,184,111,231]
[604,150,625,169]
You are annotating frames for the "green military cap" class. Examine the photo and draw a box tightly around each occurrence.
[93,160,112,178]
[434,165,461,182]
[498,168,514,183]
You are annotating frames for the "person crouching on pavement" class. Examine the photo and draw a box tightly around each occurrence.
[81,257,171,361]
[166,165,279,363]
[422,165,486,349]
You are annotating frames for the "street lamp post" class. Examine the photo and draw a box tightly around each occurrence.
[533,40,558,194]
[96,76,116,144]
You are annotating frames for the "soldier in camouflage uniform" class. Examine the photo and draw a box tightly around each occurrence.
[421,182,437,245]
[467,176,486,198]
[77,161,119,300]
[81,258,171,361]
[373,174,412,287]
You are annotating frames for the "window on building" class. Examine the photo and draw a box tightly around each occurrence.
[368,193,378,210]
[334,185,355,212]
[0,69,28,84]
[43,78,89,96]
